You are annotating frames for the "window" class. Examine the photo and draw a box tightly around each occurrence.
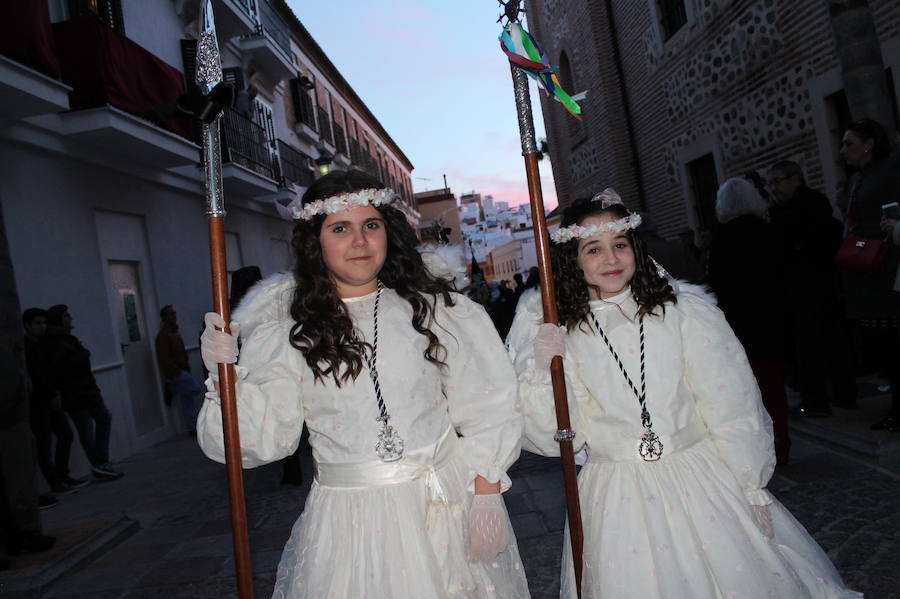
[69,0,124,33]
[686,154,719,230]
[658,0,687,40]
[289,76,317,130]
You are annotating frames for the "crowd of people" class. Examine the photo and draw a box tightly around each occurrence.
[1,305,124,570]
[708,118,900,450]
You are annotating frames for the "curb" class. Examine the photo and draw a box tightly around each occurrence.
[0,516,139,598]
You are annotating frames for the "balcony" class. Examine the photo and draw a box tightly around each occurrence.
[278,139,314,189]
[52,16,194,142]
[212,0,257,39]
[0,54,71,120]
[219,107,278,196]
[239,0,294,82]
[56,105,199,169]
[0,1,71,119]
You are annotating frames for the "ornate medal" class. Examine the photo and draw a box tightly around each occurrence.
[375,416,404,462]
[639,429,663,461]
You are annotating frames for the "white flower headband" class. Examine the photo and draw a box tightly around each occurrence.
[291,188,397,221]
[550,188,642,244]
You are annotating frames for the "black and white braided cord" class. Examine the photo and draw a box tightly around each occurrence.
[589,312,654,430]
[364,282,389,422]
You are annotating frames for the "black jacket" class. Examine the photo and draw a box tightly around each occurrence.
[42,328,102,411]
[769,185,843,299]
[708,215,786,360]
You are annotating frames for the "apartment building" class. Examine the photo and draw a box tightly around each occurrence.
[0,0,415,460]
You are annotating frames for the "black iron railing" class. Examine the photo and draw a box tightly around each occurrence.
[220,107,277,180]
[333,121,347,156]
[245,0,291,58]
[317,106,333,145]
[278,139,314,187]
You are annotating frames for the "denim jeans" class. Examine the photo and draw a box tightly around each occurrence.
[166,370,204,431]
[68,400,113,466]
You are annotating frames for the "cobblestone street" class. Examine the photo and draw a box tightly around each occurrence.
[1,423,898,598]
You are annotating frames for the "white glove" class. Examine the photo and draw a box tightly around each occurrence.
[200,312,239,375]
[750,504,774,539]
[534,323,566,373]
[468,493,509,561]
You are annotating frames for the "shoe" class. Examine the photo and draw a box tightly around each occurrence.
[51,482,77,496]
[800,405,832,418]
[38,495,59,510]
[9,533,56,555]
[62,476,90,489]
[871,415,900,431]
[91,463,124,479]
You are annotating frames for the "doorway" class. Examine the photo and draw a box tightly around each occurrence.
[107,261,163,436]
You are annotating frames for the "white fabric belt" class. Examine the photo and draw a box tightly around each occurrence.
[315,425,459,489]
[586,418,707,464]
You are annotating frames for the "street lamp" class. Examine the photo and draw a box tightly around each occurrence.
[315,146,334,177]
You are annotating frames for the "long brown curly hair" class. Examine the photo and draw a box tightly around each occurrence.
[553,200,675,331]
[289,169,455,385]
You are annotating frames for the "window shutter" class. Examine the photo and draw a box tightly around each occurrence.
[223,68,245,91]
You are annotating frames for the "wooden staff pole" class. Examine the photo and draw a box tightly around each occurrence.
[206,216,254,599]
[509,63,584,597]
[196,2,254,594]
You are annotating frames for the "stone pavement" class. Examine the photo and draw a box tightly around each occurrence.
[1,408,899,598]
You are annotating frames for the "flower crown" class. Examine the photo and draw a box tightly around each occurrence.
[291,188,397,221]
[550,188,642,244]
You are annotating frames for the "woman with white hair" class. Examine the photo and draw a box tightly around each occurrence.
[708,177,791,465]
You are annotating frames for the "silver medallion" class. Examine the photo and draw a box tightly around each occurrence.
[375,417,404,462]
[639,429,663,461]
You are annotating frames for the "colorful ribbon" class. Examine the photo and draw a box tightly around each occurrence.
[500,23,581,119]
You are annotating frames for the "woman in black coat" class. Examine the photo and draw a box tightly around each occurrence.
[840,119,900,431]
[708,177,791,464]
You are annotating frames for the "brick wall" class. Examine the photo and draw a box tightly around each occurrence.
[527,0,900,237]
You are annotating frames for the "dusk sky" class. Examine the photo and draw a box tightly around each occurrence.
[286,0,559,209]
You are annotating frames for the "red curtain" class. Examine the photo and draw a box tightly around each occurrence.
[53,16,193,141]
[0,0,61,78]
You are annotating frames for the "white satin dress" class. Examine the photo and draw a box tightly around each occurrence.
[198,274,531,599]
[507,285,862,599]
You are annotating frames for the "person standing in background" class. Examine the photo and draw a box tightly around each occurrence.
[156,305,204,435]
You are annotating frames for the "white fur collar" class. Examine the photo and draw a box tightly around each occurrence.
[231,245,469,339]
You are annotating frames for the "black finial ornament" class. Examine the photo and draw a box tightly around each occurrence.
[497,0,524,26]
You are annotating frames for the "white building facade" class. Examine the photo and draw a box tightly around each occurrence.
[0,0,415,463]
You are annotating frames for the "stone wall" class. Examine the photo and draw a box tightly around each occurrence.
[527,0,900,237]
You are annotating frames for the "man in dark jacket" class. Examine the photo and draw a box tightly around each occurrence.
[42,305,122,479]
[768,160,857,416]
[22,308,84,494]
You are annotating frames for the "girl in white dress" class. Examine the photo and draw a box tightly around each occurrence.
[198,170,531,599]
[507,190,861,599]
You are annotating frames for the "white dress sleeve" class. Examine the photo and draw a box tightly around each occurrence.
[679,293,776,506]
[506,291,588,457]
[197,319,305,469]
[439,294,523,492]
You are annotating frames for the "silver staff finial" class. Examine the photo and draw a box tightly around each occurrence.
[196,0,223,96]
